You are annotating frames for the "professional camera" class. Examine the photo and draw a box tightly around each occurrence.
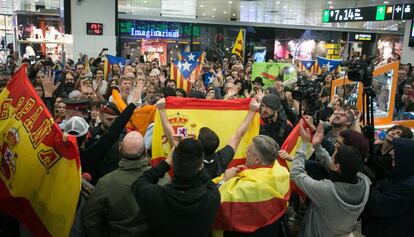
[346,58,375,86]
[292,75,323,123]
[292,75,322,101]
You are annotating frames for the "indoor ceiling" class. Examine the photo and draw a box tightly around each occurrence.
[118,0,413,32]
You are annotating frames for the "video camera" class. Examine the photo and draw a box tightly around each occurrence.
[343,57,375,86]
[292,74,323,123]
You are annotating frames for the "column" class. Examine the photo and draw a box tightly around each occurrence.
[401,20,414,64]
[70,0,117,58]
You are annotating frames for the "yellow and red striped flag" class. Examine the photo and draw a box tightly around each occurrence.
[103,56,111,81]
[151,97,260,167]
[232,29,245,62]
[0,66,81,237]
[277,118,314,196]
[212,162,290,234]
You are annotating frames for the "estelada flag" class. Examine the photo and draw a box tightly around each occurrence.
[277,118,314,197]
[231,29,245,62]
[0,66,81,237]
[170,59,201,93]
[111,89,156,136]
[151,97,260,167]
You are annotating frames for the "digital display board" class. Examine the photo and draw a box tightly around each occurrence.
[349,32,375,42]
[86,23,103,35]
[323,4,414,23]
[409,21,414,47]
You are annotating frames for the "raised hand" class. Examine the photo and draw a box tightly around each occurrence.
[42,70,60,98]
[312,122,324,148]
[249,98,260,112]
[278,150,293,161]
[299,120,311,144]
[156,98,166,110]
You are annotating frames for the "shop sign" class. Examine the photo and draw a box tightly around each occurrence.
[349,32,375,42]
[130,28,179,38]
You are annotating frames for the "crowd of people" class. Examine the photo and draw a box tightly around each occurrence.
[0,50,414,237]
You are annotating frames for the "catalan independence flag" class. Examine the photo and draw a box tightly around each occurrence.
[297,57,343,74]
[0,66,81,237]
[170,51,205,92]
[151,97,260,167]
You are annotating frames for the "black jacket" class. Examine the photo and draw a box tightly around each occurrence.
[364,138,414,237]
[132,161,220,237]
[81,103,136,184]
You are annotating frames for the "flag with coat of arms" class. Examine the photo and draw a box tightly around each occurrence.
[170,51,205,92]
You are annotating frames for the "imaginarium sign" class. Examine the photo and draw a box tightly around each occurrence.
[130,28,179,38]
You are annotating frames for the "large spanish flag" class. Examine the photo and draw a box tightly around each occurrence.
[0,66,81,237]
[151,97,260,167]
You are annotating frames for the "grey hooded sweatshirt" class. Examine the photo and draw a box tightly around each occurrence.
[291,144,371,237]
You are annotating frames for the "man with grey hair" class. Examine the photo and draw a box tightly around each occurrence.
[82,131,151,236]
[215,135,290,236]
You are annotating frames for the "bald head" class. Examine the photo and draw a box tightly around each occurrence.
[120,131,145,159]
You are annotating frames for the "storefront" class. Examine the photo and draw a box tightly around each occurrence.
[15,10,72,62]
[118,19,354,64]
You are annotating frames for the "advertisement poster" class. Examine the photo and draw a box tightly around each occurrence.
[141,40,168,65]
[253,47,266,62]
[374,35,402,66]
[252,62,297,88]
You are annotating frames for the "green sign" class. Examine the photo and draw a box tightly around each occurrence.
[323,10,330,23]
[376,5,386,21]
[119,20,200,38]
[252,63,297,89]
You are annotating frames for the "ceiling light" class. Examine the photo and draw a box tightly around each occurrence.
[212,15,215,18]
[127,4,130,7]
[240,5,244,8]
[143,0,147,3]
[329,5,334,9]
[232,13,236,16]
[283,5,287,8]
[224,11,227,13]
[213,8,216,11]
[202,13,206,16]
[276,1,281,3]
[200,5,204,7]
[228,1,233,3]
[327,1,332,4]
[384,1,389,3]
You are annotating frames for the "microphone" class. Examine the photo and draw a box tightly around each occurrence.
[282,77,298,87]
[82,172,92,182]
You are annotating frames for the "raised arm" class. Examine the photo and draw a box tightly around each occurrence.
[228,98,260,151]
[156,98,176,149]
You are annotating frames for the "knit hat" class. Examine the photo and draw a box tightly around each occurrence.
[339,129,369,159]
[64,116,89,137]
[262,94,282,112]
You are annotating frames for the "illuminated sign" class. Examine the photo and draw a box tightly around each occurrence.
[322,4,414,23]
[87,23,103,35]
[349,32,374,42]
[119,20,200,38]
[130,28,179,38]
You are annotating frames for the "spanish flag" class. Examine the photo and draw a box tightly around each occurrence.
[278,118,314,196]
[0,66,81,237]
[151,97,260,167]
[231,29,245,62]
[213,163,290,234]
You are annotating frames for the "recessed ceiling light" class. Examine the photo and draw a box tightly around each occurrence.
[329,5,334,9]
[213,8,216,11]
[249,8,254,12]
[127,4,130,7]
[202,13,206,16]
[283,5,287,8]
[276,1,281,3]
[224,11,227,13]
[240,5,244,8]
[327,1,332,4]
[143,0,147,3]
[384,1,389,3]
[232,13,236,16]
[212,15,215,18]
[228,1,233,3]
[200,5,204,7]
